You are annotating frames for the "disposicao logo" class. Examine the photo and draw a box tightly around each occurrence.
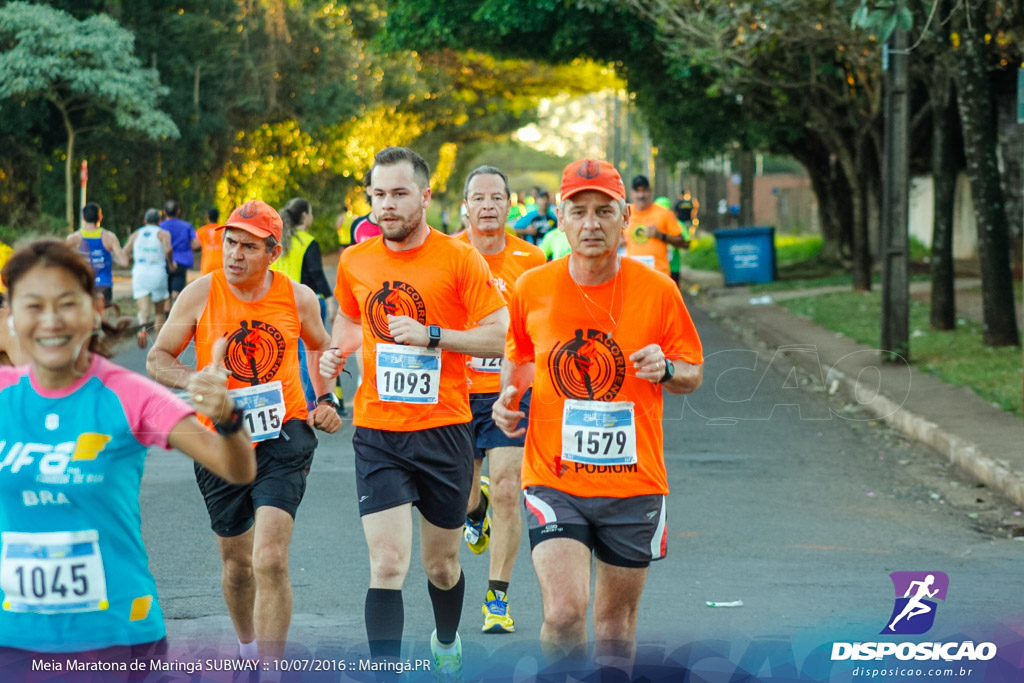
[882,571,948,635]
[831,572,997,662]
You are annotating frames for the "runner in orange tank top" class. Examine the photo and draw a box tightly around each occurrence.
[146,200,340,666]
[492,159,704,676]
[454,165,545,635]
[321,147,508,675]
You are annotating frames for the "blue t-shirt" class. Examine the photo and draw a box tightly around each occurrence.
[78,230,112,289]
[0,356,192,652]
[160,218,196,269]
[513,209,557,245]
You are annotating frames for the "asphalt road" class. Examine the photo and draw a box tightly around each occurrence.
[119,297,1022,681]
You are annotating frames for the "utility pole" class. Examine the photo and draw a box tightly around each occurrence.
[881,23,911,362]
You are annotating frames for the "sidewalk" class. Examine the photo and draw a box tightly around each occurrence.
[682,266,1024,508]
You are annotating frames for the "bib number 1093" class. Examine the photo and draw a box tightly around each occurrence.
[379,370,432,397]
[376,343,441,404]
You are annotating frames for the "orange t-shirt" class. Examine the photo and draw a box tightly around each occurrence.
[506,257,703,498]
[335,229,507,431]
[196,270,308,428]
[196,223,223,275]
[456,231,545,394]
[626,203,681,277]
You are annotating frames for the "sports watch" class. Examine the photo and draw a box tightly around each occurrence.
[659,359,675,384]
[316,392,340,409]
[427,325,442,349]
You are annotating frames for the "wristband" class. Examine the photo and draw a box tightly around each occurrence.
[214,407,246,436]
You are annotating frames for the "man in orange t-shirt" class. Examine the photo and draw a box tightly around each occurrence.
[196,207,224,275]
[321,147,508,674]
[147,200,341,665]
[625,175,689,277]
[456,165,545,634]
[493,159,704,674]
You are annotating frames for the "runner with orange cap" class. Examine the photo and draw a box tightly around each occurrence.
[146,199,341,668]
[493,158,704,676]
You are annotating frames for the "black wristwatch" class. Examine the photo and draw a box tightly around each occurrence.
[659,359,675,384]
[214,407,246,436]
[427,324,442,349]
[316,392,340,409]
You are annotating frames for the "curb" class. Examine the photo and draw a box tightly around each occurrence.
[683,267,1024,509]
[823,362,1024,508]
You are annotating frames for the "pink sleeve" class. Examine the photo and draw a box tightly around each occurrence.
[99,363,195,449]
[0,366,25,392]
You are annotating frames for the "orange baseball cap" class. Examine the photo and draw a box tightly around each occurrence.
[560,159,626,201]
[217,200,283,241]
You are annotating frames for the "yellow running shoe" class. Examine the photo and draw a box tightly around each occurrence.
[481,589,515,633]
[463,476,490,554]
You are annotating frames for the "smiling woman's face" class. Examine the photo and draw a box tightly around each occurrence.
[9,264,96,380]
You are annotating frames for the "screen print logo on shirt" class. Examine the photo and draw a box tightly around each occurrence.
[365,281,427,343]
[225,320,286,386]
[549,329,625,401]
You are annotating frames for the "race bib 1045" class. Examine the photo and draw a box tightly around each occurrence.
[1,530,108,614]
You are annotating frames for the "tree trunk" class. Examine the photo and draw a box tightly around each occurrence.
[739,149,755,226]
[952,3,1020,346]
[929,68,958,331]
[58,101,75,232]
[792,138,846,264]
[852,136,872,291]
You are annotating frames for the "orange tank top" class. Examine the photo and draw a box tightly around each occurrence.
[196,270,307,426]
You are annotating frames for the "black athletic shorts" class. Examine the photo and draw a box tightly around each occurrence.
[353,422,474,529]
[194,419,317,537]
[469,388,531,459]
[95,285,112,306]
[167,266,188,294]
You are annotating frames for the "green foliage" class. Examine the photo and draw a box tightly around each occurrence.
[780,291,1022,417]
[851,1,913,42]
[0,2,178,140]
[908,235,930,261]
[682,236,720,271]
[684,233,823,272]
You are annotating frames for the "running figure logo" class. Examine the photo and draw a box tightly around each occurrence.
[365,281,427,343]
[881,571,949,635]
[548,329,626,401]
[224,320,286,386]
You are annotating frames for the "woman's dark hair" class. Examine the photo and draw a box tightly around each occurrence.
[1,239,129,358]
[278,197,311,257]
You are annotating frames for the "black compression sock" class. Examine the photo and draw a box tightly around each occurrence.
[427,571,465,645]
[365,588,403,660]
[488,580,509,596]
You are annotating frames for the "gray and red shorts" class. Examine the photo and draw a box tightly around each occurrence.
[523,485,668,568]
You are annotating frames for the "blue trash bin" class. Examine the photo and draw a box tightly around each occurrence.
[713,226,777,285]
